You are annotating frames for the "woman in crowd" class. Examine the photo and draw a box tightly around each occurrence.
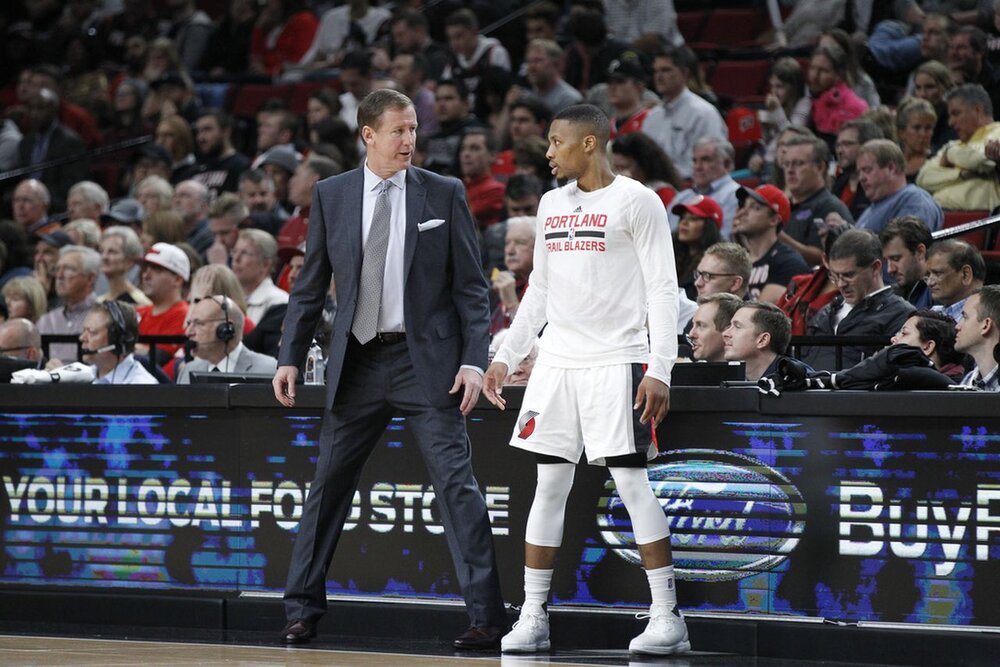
[135,176,174,217]
[103,78,150,146]
[890,309,968,382]
[895,97,937,182]
[2,277,48,324]
[611,132,683,209]
[98,226,150,306]
[249,0,319,78]
[751,58,811,179]
[670,196,724,301]
[912,60,957,152]
[807,43,868,147]
[154,115,197,183]
[305,88,341,135]
[819,29,880,108]
[141,211,186,252]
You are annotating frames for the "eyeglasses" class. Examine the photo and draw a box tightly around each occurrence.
[186,318,225,329]
[828,263,874,285]
[693,270,738,282]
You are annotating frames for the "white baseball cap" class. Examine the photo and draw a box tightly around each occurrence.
[143,242,191,282]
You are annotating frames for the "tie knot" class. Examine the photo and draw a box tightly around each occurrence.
[379,180,393,194]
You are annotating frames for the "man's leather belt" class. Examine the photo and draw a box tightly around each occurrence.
[371,332,406,345]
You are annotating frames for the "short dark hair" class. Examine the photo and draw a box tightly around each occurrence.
[783,134,829,165]
[552,103,610,146]
[697,292,744,333]
[304,155,341,181]
[956,25,988,54]
[445,8,479,31]
[436,78,469,103]
[341,50,372,77]
[238,168,274,189]
[879,215,933,254]
[742,302,792,354]
[505,174,544,201]
[394,9,429,32]
[927,239,987,281]
[462,126,497,153]
[197,108,232,131]
[974,284,1000,324]
[910,309,963,366]
[510,95,553,127]
[839,118,884,145]
[652,45,698,79]
[829,228,883,267]
[356,89,413,133]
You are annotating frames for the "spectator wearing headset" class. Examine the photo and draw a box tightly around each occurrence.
[176,295,277,383]
[79,301,158,384]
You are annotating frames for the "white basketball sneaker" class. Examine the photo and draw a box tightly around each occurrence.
[628,604,691,655]
[501,603,550,653]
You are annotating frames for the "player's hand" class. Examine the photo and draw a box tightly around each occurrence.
[450,367,483,415]
[482,362,509,410]
[634,376,670,427]
[273,365,299,407]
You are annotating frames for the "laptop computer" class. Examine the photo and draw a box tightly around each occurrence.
[671,361,745,386]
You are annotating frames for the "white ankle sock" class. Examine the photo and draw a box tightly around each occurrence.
[523,566,553,610]
[646,564,677,608]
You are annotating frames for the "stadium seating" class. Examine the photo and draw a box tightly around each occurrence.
[942,210,990,249]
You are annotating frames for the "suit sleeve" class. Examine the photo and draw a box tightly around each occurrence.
[277,184,334,368]
[448,178,492,370]
[493,205,549,371]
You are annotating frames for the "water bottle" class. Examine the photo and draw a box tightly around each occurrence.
[304,342,325,385]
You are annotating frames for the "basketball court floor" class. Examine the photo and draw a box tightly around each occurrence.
[0,632,893,666]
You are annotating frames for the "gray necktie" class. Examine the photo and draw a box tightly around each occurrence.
[352,179,393,344]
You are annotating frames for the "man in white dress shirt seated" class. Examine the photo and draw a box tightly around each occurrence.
[232,228,288,325]
[68,301,157,385]
[176,295,278,383]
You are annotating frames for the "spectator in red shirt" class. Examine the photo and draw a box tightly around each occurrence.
[460,128,506,230]
[250,0,319,78]
[136,243,190,370]
[608,53,652,138]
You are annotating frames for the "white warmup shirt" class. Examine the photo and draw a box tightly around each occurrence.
[493,175,679,385]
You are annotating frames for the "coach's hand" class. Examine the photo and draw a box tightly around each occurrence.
[634,376,670,427]
[482,362,509,410]
[450,367,483,416]
[273,366,299,407]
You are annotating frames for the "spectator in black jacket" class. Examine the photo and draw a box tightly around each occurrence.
[801,229,915,371]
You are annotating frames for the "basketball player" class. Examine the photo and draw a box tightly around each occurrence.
[483,104,688,655]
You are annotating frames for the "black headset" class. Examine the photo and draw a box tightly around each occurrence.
[213,296,236,343]
[104,300,134,356]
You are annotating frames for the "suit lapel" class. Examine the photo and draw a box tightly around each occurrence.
[404,168,426,282]
[342,169,366,283]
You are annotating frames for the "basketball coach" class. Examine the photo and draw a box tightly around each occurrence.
[272,89,506,649]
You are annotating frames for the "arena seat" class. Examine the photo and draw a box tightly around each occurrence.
[677,11,707,44]
[711,60,771,101]
[942,210,990,249]
[688,9,767,50]
[288,81,340,115]
[228,84,292,118]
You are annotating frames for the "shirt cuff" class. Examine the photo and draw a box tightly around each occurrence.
[460,364,484,376]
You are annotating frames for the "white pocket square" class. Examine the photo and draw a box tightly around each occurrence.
[417,218,445,232]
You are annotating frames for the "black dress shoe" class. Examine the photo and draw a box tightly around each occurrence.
[453,625,504,650]
[279,619,316,644]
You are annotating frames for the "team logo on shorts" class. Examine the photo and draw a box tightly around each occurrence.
[517,411,539,439]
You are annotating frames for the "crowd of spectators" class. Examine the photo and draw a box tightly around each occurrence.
[0,0,999,390]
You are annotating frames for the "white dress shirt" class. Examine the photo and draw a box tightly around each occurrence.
[362,163,408,334]
[246,277,289,325]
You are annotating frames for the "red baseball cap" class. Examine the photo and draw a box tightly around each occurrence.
[671,194,723,229]
[737,184,790,225]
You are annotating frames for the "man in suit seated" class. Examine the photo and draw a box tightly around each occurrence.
[176,295,277,383]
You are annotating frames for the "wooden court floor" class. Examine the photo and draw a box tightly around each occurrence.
[0,633,884,667]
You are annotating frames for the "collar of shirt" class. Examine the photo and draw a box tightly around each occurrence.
[942,296,969,323]
[363,161,407,194]
[210,342,245,373]
[661,87,692,113]
[696,173,733,196]
[93,354,139,385]
[963,363,1000,390]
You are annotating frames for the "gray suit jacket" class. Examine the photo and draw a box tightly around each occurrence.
[278,166,490,409]
[176,345,278,384]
